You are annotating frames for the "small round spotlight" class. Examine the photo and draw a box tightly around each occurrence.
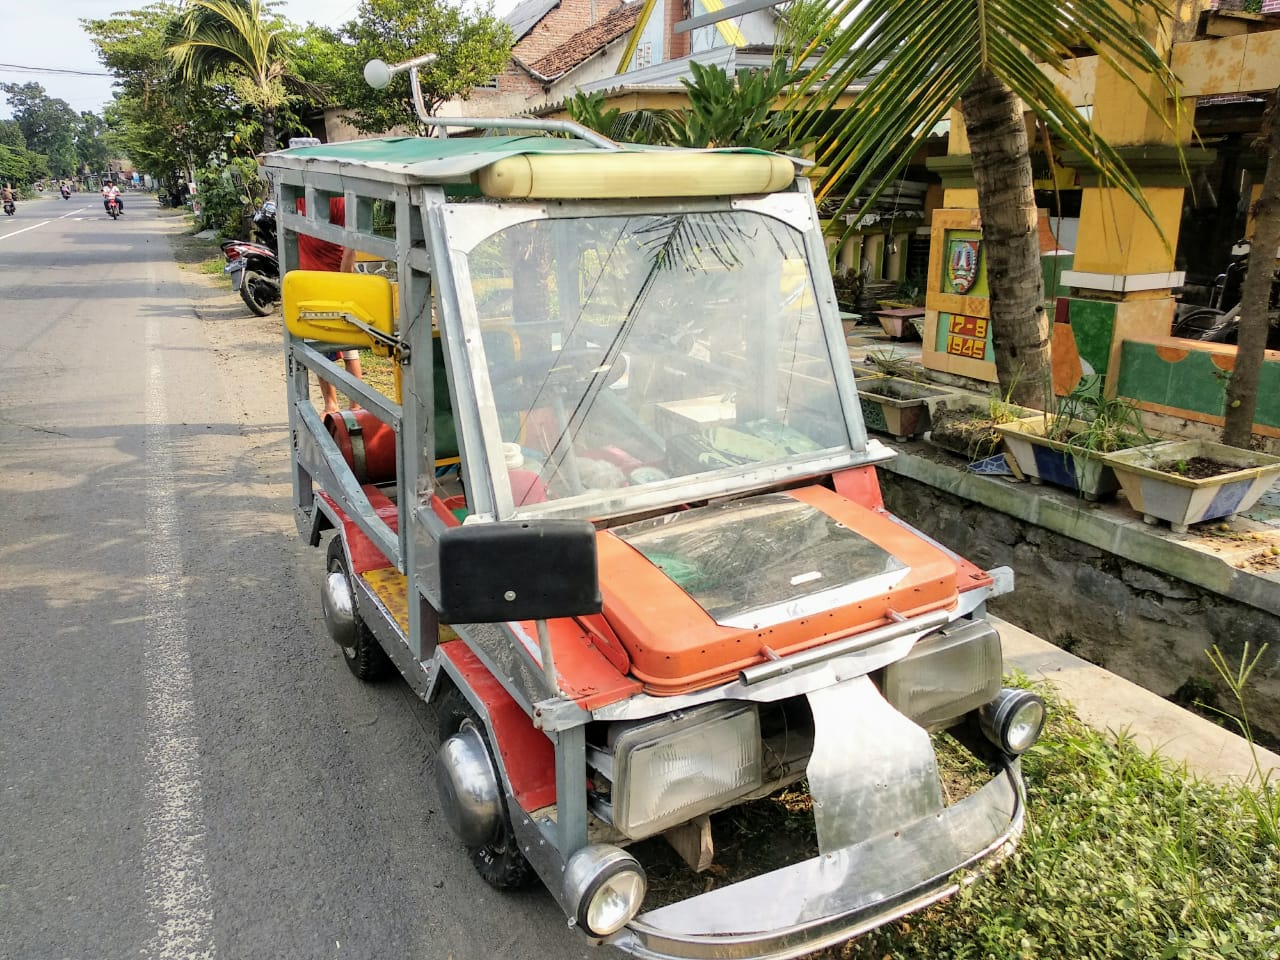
[563,845,646,937]
[364,59,393,90]
[979,689,1046,755]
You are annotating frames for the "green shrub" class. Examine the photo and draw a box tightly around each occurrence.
[193,156,263,240]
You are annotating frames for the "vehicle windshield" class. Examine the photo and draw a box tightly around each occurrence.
[458,208,855,518]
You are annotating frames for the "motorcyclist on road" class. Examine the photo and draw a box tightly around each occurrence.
[101,180,124,215]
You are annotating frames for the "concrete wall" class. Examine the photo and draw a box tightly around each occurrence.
[879,471,1280,744]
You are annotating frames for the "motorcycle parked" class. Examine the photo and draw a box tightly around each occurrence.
[222,201,280,316]
[1172,240,1280,348]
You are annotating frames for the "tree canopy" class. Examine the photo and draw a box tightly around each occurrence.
[165,0,307,151]
[326,0,513,135]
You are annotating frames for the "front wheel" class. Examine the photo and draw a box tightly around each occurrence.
[240,270,277,317]
[434,687,534,889]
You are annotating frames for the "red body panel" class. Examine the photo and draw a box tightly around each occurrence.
[318,487,398,574]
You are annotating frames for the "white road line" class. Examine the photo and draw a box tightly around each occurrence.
[0,219,52,240]
[142,322,217,960]
[57,207,88,219]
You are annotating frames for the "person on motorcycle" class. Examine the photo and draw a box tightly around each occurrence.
[2,183,14,209]
[101,180,124,215]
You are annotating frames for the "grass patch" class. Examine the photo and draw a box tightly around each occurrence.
[360,350,398,399]
[171,231,227,281]
[823,683,1280,960]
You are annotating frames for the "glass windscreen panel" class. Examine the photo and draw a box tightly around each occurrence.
[463,210,852,517]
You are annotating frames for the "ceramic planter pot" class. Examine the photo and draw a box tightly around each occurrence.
[994,415,1130,501]
[1100,439,1280,533]
[927,399,1037,461]
[858,377,951,442]
[873,307,924,341]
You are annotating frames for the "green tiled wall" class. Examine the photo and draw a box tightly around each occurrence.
[1065,298,1117,378]
[1117,341,1280,430]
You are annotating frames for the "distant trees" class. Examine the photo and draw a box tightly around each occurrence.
[0,83,84,179]
[0,83,111,186]
[0,119,50,188]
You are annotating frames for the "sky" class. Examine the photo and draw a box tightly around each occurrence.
[0,0,517,120]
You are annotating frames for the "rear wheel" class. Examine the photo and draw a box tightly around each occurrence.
[434,686,534,889]
[326,534,391,681]
[240,270,277,316]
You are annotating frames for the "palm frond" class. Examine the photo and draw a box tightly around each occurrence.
[168,0,290,91]
[788,0,1185,239]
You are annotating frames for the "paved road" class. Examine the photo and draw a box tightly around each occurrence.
[0,196,589,960]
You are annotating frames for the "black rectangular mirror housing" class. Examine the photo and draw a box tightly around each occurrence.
[437,519,602,624]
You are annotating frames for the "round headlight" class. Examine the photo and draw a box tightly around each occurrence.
[563,845,646,938]
[979,689,1046,755]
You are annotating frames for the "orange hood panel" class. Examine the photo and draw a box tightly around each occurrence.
[598,486,959,694]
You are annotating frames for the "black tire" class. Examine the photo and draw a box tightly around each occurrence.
[434,686,534,889]
[325,535,391,681]
[240,270,276,317]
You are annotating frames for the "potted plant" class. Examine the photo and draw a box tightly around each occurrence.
[1100,439,1280,533]
[994,386,1152,501]
[858,376,954,441]
[928,393,1035,461]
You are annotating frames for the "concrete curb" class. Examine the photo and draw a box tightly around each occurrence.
[995,615,1280,785]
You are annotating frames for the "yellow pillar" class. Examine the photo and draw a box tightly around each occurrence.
[921,107,996,382]
[1056,18,1207,397]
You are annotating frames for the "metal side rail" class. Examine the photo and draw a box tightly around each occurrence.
[610,763,1024,960]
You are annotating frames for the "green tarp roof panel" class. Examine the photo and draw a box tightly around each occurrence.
[267,134,792,183]
[279,134,619,165]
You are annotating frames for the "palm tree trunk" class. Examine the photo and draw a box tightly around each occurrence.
[261,109,277,153]
[961,70,1053,412]
[1223,85,1280,449]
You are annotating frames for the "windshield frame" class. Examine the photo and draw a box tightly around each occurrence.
[437,192,877,522]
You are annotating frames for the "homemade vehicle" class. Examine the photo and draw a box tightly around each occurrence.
[265,66,1044,958]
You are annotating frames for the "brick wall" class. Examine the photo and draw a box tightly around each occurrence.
[662,0,688,61]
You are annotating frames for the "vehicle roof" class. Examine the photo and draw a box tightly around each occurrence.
[264,134,793,186]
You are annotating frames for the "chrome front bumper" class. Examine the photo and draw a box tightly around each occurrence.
[609,762,1023,960]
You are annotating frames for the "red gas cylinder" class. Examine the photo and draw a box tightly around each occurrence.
[324,409,397,485]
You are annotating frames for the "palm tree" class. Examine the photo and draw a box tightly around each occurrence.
[788,0,1183,411]
[167,0,300,152]
[1222,85,1279,449]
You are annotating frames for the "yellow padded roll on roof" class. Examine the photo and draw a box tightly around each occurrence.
[476,152,795,199]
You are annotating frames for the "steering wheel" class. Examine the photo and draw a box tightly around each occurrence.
[490,348,625,412]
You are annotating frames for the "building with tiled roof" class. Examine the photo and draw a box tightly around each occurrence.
[524,3,642,82]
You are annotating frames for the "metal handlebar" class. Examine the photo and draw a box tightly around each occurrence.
[362,56,620,151]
